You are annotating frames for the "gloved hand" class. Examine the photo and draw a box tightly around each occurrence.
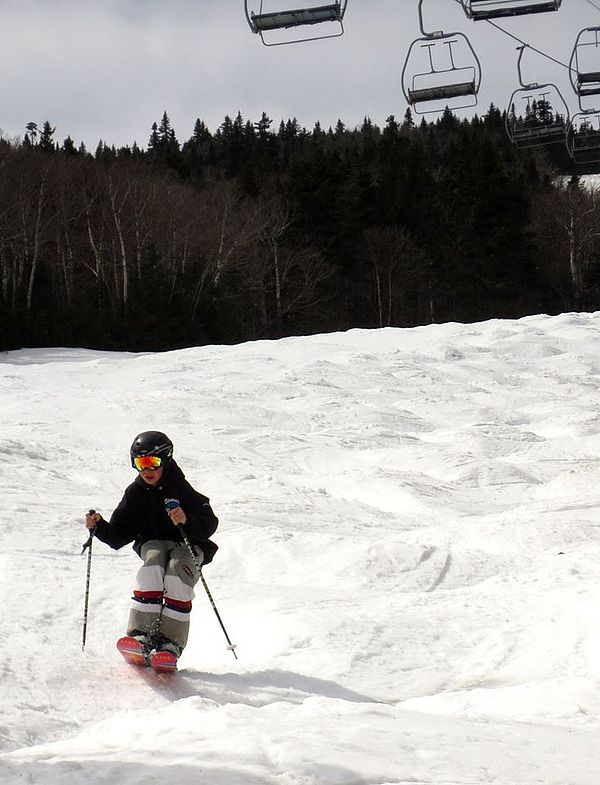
[85,510,100,530]
[165,498,187,526]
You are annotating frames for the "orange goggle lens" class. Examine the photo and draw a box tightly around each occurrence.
[134,455,162,471]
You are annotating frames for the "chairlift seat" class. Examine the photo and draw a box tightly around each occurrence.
[570,28,600,110]
[578,71,600,85]
[408,81,476,104]
[568,110,600,164]
[577,72,600,97]
[574,137,600,152]
[579,85,600,97]
[571,137,600,164]
[250,4,342,31]
[466,1,560,20]
[511,124,566,147]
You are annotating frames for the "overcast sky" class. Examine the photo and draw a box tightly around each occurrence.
[0,0,597,149]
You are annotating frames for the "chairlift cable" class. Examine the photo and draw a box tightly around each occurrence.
[484,19,571,69]
[450,0,572,72]
[583,0,600,14]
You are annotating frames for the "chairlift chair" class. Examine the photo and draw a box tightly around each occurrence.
[505,46,570,148]
[567,110,600,166]
[401,0,482,115]
[569,28,600,112]
[461,0,561,21]
[245,0,348,46]
[506,97,568,147]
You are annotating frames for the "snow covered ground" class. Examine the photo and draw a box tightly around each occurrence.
[2,312,600,784]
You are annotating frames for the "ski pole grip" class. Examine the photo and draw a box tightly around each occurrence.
[81,510,97,554]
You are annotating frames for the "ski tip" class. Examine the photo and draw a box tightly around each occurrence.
[150,650,178,673]
[117,636,147,667]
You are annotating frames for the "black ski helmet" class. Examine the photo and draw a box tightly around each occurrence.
[130,430,174,469]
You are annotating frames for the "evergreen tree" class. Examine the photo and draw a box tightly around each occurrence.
[382,115,400,141]
[62,136,78,155]
[0,101,584,351]
[255,111,272,139]
[334,119,346,137]
[39,121,56,153]
[148,112,181,169]
[148,122,160,151]
[24,121,38,146]
[401,108,415,130]
[192,118,212,145]
[182,119,213,184]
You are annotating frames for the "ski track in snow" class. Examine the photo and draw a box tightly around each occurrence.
[2,314,600,783]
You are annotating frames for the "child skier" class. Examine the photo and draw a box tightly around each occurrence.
[85,430,218,671]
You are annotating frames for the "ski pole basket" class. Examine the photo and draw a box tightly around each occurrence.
[244,0,348,46]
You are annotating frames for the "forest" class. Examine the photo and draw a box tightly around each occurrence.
[0,104,598,351]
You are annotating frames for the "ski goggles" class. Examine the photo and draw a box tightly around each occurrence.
[133,455,163,471]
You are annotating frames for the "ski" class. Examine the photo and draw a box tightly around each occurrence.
[116,636,178,673]
[149,650,178,673]
[117,635,147,667]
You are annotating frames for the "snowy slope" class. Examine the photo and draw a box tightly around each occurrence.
[2,314,600,784]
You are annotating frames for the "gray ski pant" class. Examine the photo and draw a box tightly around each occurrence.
[126,539,203,650]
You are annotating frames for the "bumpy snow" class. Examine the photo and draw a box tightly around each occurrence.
[2,313,600,784]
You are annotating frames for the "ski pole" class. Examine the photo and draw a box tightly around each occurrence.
[165,499,238,659]
[183,529,238,660]
[81,510,96,652]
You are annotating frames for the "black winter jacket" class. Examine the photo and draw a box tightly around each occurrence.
[93,460,218,564]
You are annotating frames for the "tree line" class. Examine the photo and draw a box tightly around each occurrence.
[1,106,599,351]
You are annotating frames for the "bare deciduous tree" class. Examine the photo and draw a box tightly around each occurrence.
[362,225,428,327]
[189,180,269,319]
[532,180,600,308]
